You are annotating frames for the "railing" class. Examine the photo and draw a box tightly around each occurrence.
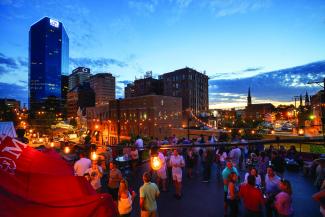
[108,137,325,157]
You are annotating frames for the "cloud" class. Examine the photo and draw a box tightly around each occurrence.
[243,67,263,72]
[0,52,27,76]
[0,82,27,104]
[128,0,159,15]
[172,0,192,8]
[209,60,325,108]
[206,0,271,17]
[0,52,19,69]
[210,66,264,79]
[0,0,24,8]
[69,57,128,72]
[118,80,133,86]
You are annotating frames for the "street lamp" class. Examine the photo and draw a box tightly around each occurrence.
[298,128,304,136]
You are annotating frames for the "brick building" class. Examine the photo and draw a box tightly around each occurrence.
[244,88,275,120]
[86,95,182,145]
[159,67,209,116]
[90,73,115,106]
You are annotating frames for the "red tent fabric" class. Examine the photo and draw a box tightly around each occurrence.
[0,136,118,217]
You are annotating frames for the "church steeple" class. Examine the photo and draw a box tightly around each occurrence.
[247,87,252,106]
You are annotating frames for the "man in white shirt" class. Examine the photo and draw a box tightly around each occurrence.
[74,153,91,176]
[229,145,241,169]
[135,136,144,163]
[85,161,103,192]
[135,136,144,149]
[169,149,185,199]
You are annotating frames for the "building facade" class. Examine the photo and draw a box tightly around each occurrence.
[90,73,115,106]
[124,83,135,98]
[67,83,95,118]
[69,67,91,90]
[311,90,324,134]
[29,17,69,117]
[160,67,209,116]
[245,88,275,120]
[86,95,182,145]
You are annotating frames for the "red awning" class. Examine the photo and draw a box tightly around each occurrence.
[0,136,118,217]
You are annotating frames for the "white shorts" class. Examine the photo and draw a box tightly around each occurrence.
[172,172,182,182]
[157,169,167,179]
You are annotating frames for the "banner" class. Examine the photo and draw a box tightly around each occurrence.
[0,136,117,217]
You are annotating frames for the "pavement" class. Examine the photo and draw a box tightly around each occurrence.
[120,162,321,217]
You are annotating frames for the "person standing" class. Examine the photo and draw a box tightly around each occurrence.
[135,135,144,163]
[222,160,239,217]
[139,172,160,217]
[156,150,167,192]
[74,152,91,176]
[239,175,265,217]
[227,172,239,217]
[274,179,294,217]
[186,147,196,178]
[257,151,269,184]
[118,179,136,217]
[312,184,325,217]
[108,162,123,201]
[169,149,185,199]
[85,161,103,193]
[202,147,214,182]
[229,145,241,169]
[265,166,281,217]
[130,146,139,173]
[271,151,285,178]
[244,167,262,187]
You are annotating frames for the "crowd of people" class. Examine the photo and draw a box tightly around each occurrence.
[72,134,324,217]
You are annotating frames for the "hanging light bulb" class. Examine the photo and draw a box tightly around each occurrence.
[91,151,98,161]
[151,156,162,171]
[64,146,70,154]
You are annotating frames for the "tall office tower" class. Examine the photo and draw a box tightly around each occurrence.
[160,67,209,115]
[29,17,69,118]
[90,73,115,106]
[68,67,91,90]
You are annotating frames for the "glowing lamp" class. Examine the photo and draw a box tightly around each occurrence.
[298,128,304,136]
[271,130,275,135]
[151,156,162,171]
[309,115,315,120]
[91,152,98,161]
[64,146,70,154]
[251,130,255,134]
[50,142,54,148]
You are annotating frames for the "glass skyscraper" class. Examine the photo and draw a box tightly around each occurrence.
[28,17,69,115]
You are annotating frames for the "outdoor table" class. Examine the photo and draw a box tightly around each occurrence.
[115,156,131,171]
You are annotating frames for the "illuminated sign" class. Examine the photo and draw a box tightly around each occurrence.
[49,19,59,28]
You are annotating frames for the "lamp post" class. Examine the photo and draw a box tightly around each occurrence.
[187,110,192,140]
[117,99,121,145]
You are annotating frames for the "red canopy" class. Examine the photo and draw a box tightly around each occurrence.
[0,136,118,217]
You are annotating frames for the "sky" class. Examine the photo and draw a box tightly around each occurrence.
[0,0,325,108]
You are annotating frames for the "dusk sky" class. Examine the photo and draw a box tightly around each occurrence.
[1,0,325,108]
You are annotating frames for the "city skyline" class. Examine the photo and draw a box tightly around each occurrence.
[1,0,325,108]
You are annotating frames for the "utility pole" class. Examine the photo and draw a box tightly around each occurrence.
[307,78,325,145]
